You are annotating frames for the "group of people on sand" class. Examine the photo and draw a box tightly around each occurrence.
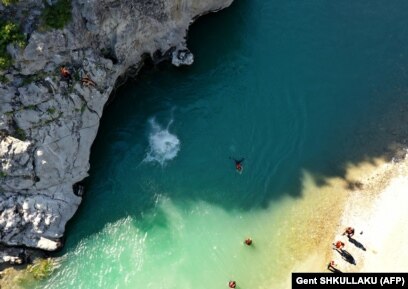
[328,226,359,272]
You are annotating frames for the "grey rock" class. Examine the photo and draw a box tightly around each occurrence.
[0,246,26,266]
[172,49,194,66]
[0,0,234,251]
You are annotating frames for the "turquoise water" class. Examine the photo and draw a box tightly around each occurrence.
[37,1,408,288]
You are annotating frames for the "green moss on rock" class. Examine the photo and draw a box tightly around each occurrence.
[41,0,72,30]
[27,258,54,280]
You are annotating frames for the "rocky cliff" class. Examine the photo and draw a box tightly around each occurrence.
[0,0,233,261]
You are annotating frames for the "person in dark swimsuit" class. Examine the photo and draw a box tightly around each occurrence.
[231,158,244,172]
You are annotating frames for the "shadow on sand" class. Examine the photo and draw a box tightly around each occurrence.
[327,264,343,273]
[348,237,367,251]
[334,249,356,265]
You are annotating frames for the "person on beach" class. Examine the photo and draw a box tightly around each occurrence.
[343,227,355,238]
[229,281,236,288]
[333,241,345,250]
[327,260,336,270]
[327,260,342,273]
[244,238,252,246]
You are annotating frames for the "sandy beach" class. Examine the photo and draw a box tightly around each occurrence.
[278,149,408,289]
[331,152,408,273]
[298,151,408,274]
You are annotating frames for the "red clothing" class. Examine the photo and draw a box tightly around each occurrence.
[335,241,344,249]
[60,67,71,78]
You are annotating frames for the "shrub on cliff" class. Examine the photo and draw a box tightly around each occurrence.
[41,0,72,30]
[1,0,19,6]
[27,258,55,280]
[0,21,26,70]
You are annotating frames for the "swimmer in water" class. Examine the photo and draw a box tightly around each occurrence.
[244,238,253,246]
[230,157,245,172]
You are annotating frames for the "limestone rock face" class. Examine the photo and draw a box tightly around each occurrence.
[0,0,233,254]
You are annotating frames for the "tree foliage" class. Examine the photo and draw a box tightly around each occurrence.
[41,0,72,29]
[1,0,19,6]
[0,21,26,70]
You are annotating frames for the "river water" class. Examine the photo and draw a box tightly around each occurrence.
[35,0,408,288]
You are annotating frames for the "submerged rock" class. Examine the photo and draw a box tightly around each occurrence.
[0,0,234,252]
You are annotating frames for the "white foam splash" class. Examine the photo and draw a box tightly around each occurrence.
[144,118,180,165]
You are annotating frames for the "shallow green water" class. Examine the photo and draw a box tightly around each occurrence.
[37,1,408,288]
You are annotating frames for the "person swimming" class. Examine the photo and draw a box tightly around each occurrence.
[244,238,252,246]
[230,157,244,172]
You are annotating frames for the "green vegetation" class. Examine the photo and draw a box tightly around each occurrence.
[0,21,26,70]
[80,102,87,113]
[21,71,49,85]
[41,0,72,30]
[47,107,56,115]
[0,171,7,178]
[22,76,35,85]
[73,69,80,81]
[27,258,54,280]
[1,0,19,6]
[10,258,55,288]
[0,74,9,83]
[14,127,26,141]
[0,53,12,70]
[25,104,37,110]
[32,110,63,128]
